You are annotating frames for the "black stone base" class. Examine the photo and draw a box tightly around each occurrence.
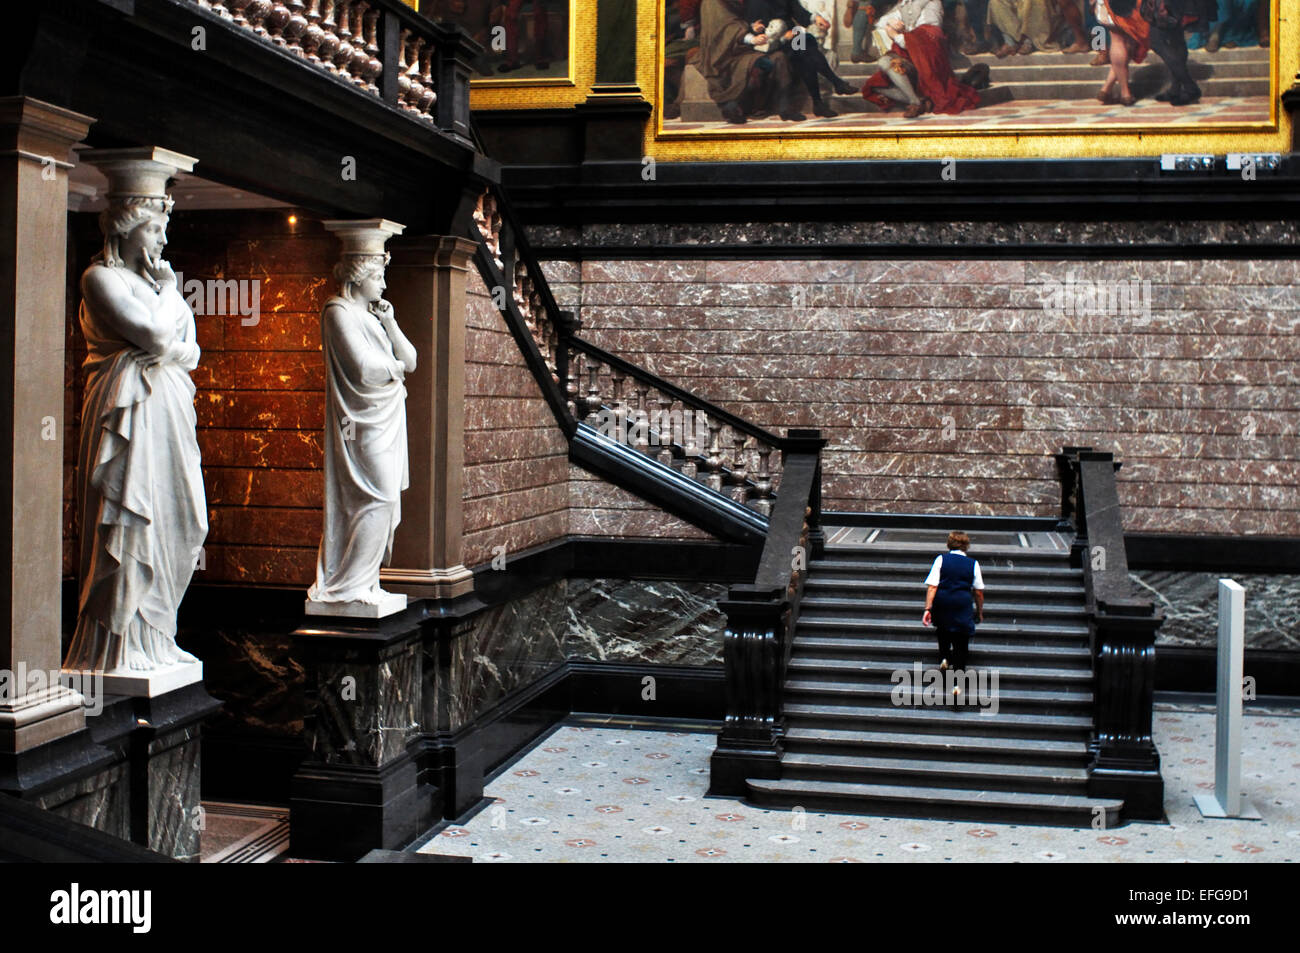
[708,743,781,798]
[2,683,218,861]
[290,752,437,862]
[1090,768,1166,821]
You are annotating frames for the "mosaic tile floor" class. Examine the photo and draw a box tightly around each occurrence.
[414,703,1300,863]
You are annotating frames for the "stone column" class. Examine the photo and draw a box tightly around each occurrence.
[0,97,95,755]
[380,236,477,601]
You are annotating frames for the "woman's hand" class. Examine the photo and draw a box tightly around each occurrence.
[922,608,932,627]
[143,252,177,288]
[814,14,830,30]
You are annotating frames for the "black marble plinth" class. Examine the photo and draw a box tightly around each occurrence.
[5,682,219,861]
[291,613,434,861]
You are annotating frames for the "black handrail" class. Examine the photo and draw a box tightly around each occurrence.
[1056,445,1165,820]
[709,429,825,796]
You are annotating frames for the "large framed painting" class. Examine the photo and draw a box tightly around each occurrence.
[420,0,578,86]
[652,0,1289,157]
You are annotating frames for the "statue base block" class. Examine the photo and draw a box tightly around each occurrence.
[304,592,408,619]
[62,660,204,699]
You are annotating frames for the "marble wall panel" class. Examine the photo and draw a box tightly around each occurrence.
[37,762,131,842]
[449,581,569,731]
[1136,571,1300,652]
[563,579,727,667]
[552,254,1300,537]
[311,638,420,766]
[147,728,203,862]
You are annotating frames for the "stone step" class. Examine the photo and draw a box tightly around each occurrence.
[783,701,1093,738]
[746,778,1123,827]
[783,726,1089,765]
[784,677,1094,710]
[798,595,1088,622]
[787,657,1094,685]
[791,635,1092,664]
[811,558,1082,579]
[780,752,1090,793]
[805,577,1085,603]
[797,616,1090,642]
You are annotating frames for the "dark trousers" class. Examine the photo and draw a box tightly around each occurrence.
[936,627,971,671]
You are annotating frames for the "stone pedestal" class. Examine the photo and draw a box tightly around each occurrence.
[291,612,436,861]
[380,236,477,601]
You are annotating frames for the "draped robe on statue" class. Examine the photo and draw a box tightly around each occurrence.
[65,268,208,673]
[308,296,410,604]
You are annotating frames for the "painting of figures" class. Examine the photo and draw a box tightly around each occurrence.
[661,0,1275,134]
[421,0,573,82]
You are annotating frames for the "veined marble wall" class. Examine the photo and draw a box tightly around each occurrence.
[463,268,570,569]
[446,578,726,729]
[1135,571,1300,650]
[542,257,1299,537]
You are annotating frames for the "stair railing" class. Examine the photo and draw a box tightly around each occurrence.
[466,179,805,541]
[184,0,475,139]
[1055,446,1165,818]
[564,335,787,514]
[708,429,825,796]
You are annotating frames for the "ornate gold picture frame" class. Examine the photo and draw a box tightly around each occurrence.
[648,0,1291,160]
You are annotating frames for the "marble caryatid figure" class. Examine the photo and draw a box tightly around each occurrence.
[63,149,207,685]
[307,219,413,616]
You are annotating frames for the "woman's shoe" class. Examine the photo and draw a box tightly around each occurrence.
[1090,49,1110,66]
[1097,86,1119,105]
[940,658,949,672]
[1119,92,1136,107]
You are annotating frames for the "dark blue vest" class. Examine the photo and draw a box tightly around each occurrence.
[932,551,976,634]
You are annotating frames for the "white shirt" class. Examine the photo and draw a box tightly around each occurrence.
[925,550,984,590]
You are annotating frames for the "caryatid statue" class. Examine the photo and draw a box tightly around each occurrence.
[63,148,207,688]
[306,219,414,617]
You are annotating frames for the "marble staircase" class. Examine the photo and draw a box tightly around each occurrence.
[745,525,1124,827]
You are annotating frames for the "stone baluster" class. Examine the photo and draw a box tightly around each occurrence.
[301,0,325,64]
[584,361,604,428]
[332,0,356,80]
[680,407,700,480]
[396,29,415,111]
[227,0,254,26]
[316,1,341,70]
[362,6,384,93]
[728,436,752,503]
[702,416,724,491]
[631,383,650,455]
[406,37,430,114]
[266,1,293,44]
[417,45,437,116]
[751,447,775,516]
[609,369,627,443]
[348,3,371,87]
[284,0,310,52]
[655,397,675,467]
[565,349,583,419]
[245,0,275,35]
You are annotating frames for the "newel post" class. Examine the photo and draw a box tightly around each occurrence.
[709,585,785,797]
